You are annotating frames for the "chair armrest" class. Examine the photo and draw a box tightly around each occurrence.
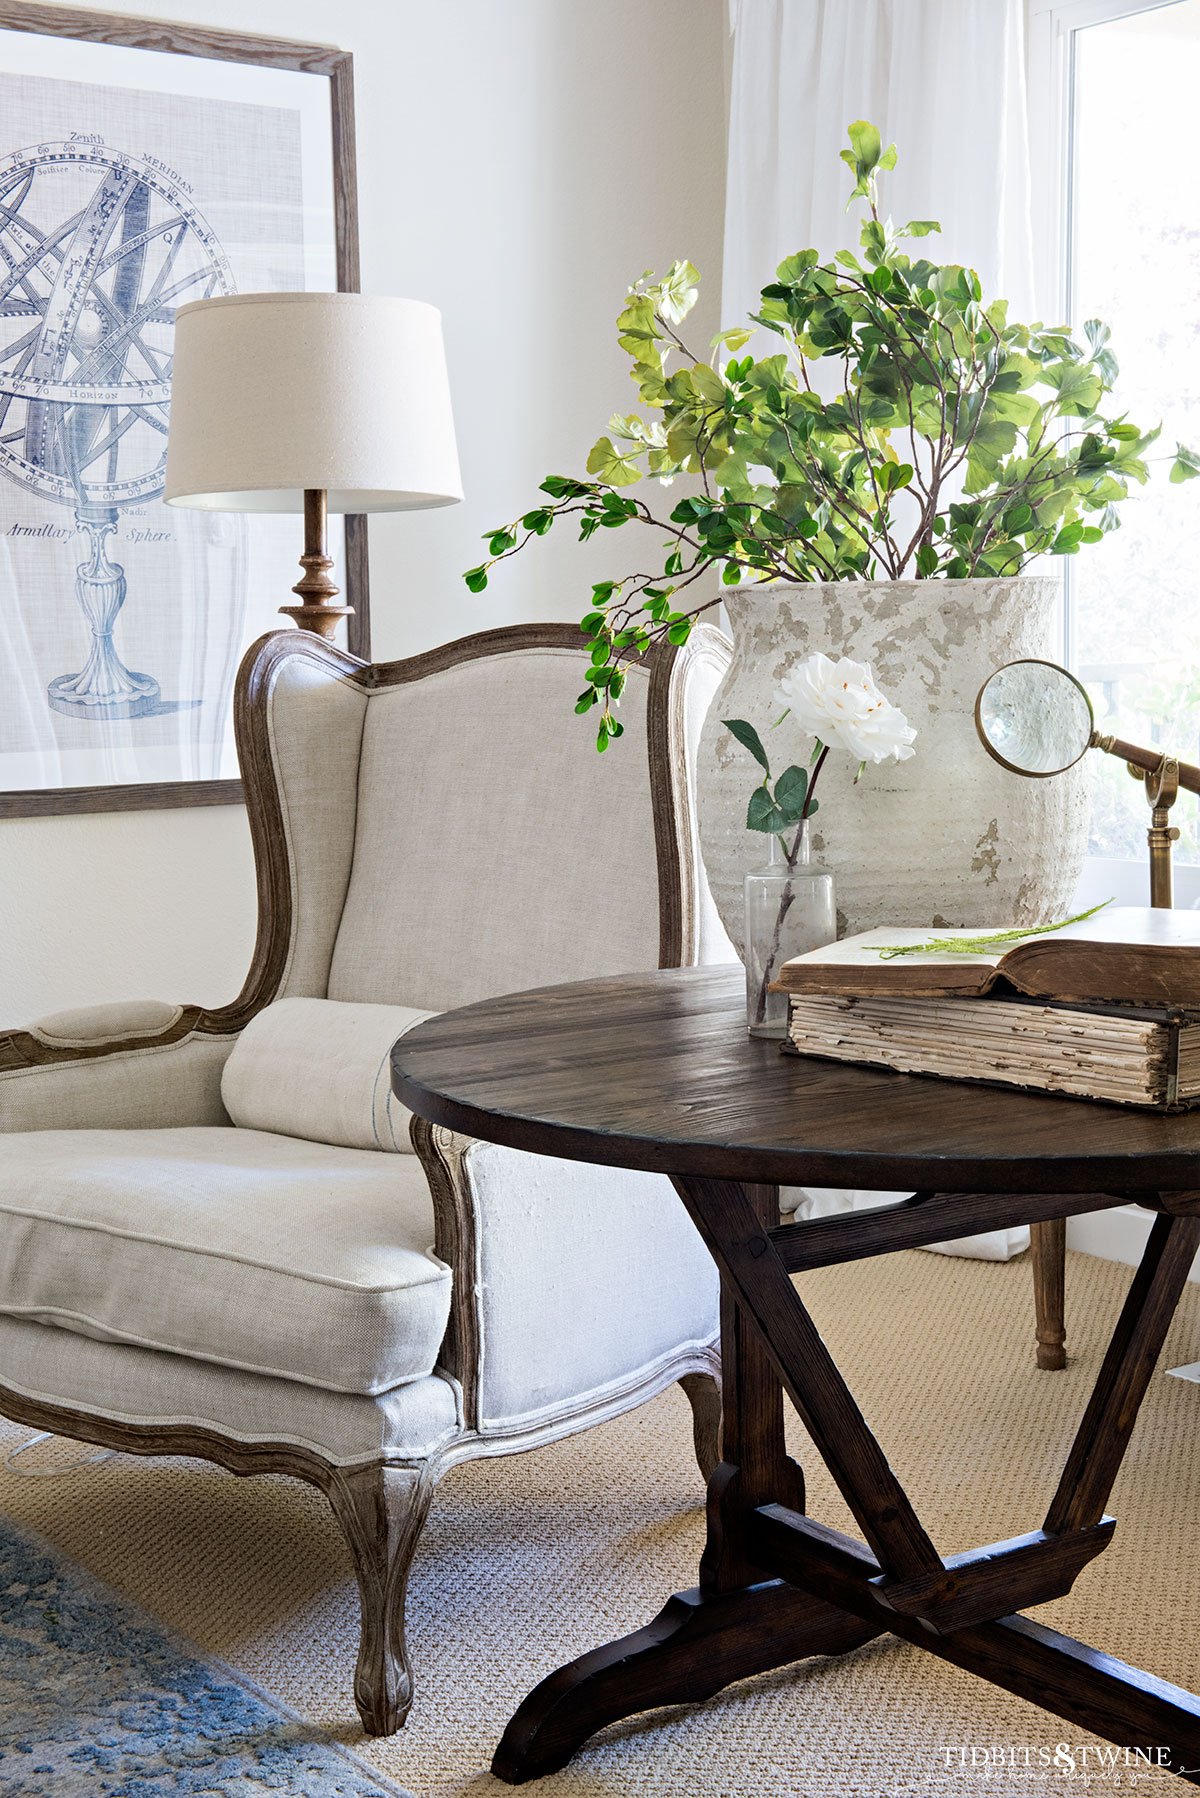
[410,1117,719,1437]
[0,1000,239,1132]
[15,998,187,1053]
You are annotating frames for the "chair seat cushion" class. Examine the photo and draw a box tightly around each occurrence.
[0,1127,451,1397]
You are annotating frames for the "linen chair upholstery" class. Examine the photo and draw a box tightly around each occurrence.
[0,622,730,1735]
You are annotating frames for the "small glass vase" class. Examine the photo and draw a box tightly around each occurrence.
[744,825,836,1037]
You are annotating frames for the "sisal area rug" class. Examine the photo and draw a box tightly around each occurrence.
[1,1249,1198,1798]
[0,1512,411,1796]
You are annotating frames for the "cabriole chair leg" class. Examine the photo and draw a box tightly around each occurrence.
[326,1461,437,1734]
[679,1369,722,1482]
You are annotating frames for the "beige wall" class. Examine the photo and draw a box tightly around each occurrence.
[0,0,728,1026]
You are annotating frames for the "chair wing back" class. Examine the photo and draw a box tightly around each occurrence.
[234,622,729,1020]
[234,634,370,1012]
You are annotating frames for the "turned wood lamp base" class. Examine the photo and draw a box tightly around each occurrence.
[278,488,354,640]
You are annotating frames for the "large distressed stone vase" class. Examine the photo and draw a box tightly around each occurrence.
[698,577,1090,956]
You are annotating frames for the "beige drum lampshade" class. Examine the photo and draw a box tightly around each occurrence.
[163,292,462,513]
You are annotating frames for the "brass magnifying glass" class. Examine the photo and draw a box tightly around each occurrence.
[975,658,1200,909]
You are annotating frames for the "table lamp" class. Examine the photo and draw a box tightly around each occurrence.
[163,292,462,638]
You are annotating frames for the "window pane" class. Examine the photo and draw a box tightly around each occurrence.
[1070,0,1200,862]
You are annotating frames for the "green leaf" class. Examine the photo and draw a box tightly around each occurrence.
[724,717,770,773]
[859,218,887,265]
[775,249,819,286]
[463,566,488,593]
[774,764,808,818]
[487,530,516,556]
[880,461,914,494]
[656,258,700,324]
[585,436,641,486]
[1084,316,1118,383]
[540,474,591,500]
[847,119,882,171]
[901,219,940,237]
[915,542,938,577]
[746,785,787,834]
[1170,444,1200,483]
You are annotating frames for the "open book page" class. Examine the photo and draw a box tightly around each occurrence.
[778,907,1200,1004]
[782,927,1029,974]
[775,927,1031,997]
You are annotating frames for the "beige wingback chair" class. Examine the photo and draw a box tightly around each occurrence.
[0,622,730,1735]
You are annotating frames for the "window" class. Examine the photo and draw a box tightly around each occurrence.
[1030,0,1200,904]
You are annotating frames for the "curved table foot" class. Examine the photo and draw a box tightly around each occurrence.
[491,1578,879,1785]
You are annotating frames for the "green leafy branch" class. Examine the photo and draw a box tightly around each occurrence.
[464,119,1199,750]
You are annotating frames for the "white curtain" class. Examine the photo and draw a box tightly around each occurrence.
[725,0,1033,1262]
[723,0,1034,329]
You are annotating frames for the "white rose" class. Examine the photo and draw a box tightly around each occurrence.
[775,652,917,764]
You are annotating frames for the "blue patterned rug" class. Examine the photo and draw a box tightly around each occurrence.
[0,1515,412,1798]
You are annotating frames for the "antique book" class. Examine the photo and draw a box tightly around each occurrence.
[784,993,1200,1110]
[775,906,1200,1008]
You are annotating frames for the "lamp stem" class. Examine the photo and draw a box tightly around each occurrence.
[278,488,354,639]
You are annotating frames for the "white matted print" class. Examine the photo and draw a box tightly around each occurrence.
[0,23,344,799]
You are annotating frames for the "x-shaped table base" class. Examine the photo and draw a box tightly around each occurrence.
[493,1180,1200,1785]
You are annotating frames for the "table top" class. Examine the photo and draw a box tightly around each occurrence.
[391,966,1200,1193]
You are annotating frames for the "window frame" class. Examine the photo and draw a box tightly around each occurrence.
[1027,0,1200,907]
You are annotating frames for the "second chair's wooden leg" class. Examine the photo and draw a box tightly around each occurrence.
[326,1461,437,1735]
[679,1369,722,1483]
[1031,1218,1068,1370]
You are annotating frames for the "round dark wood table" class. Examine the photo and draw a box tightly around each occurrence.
[392,965,1200,1786]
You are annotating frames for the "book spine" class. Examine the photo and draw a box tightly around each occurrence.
[1165,1015,1182,1110]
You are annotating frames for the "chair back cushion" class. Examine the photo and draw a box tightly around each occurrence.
[327,645,665,1010]
[221,997,431,1151]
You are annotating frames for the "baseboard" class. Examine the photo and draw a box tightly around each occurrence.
[1066,1204,1200,1283]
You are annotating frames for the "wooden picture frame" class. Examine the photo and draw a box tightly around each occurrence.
[0,1,367,819]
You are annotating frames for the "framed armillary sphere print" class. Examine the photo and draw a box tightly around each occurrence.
[0,2,366,817]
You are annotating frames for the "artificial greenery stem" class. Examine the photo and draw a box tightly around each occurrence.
[466,119,1197,751]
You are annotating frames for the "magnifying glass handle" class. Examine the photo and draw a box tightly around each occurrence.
[1094,733,1200,797]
